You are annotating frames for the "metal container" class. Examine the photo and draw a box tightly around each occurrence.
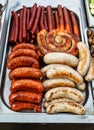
[0,0,94,123]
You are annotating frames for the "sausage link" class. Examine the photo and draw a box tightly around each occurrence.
[43,13,48,31]
[7,56,39,70]
[10,102,42,112]
[9,91,43,104]
[8,49,39,61]
[27,3,37,30]
[12,43,37,51]
[63,7,73,33]
[46,6,53,31]
[57,5,64,31]
[52,11,55,29]
[19,10,23,43]
[54,11,59,29]
[10,79,44,93]
[22,6,27,40]
[12,11,19,42]
[9,16,15,43]
[9,67,42,80]
[40,6,45,30]
[31,6,42,34]
[70,11,80,38]
[26,8,30,27]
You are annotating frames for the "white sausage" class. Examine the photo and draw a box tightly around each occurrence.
[43,78,75,91]
[43,52,78,67]
[46,65,84,85]
[77,42,90,76]
[46,100,86,114]
[44,87,84,103]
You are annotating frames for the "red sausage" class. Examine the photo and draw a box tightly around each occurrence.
[40,6,45,30]
[12,11,19,42]
[46,6,53,31]
[22,6,27,40]
[27,3,37,30]
[7,56,39,70]
[9,67,42,80]
[10,102,42,112]
[10,79,44,93]
[9,91,43,104]
[43,13,48,31]
[19,10,23,43]
[54,11,59,29]
[70,11,80,38]
[63,7,73,33]
[31,6,42,34]
[12,43,37,51]
[57,5,64,31]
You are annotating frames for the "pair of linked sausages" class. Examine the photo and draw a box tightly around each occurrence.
[7,43,44,112]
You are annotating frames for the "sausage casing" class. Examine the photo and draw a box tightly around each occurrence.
[9,91,42,104]
[7,56,39,70]
[10,79,44,93]
[9,67,42,80]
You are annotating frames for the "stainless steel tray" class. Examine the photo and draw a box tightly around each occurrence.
[0,0,94,123]
[85,0,94,27]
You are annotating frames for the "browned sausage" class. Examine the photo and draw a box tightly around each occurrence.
[9,16,15,43]
[40,6,45,30]
[7,56,39,70]
[10,79,44,93]
[22,6,27,40]
[9,91,43,104]
[54,11,59,29]
[27,3,37,30]
[52,11,55,29]
[43,13,48,31]
[12,43,37,51]
[57,5,64,31]
[19,10,23,43]
[26,8,30,27]
[9,67,42,80]
[31,6,42,34]
[63,7,73,33]
[46,5,53,31]
[12,11,19,42]
[70,11,80,38]
[10,102,42,112]
[8,49,39,61]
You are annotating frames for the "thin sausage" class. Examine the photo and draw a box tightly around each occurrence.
[9,67,42,80]
[12,43,37,51]
[43,13,48,31]
[70,11,80,38]
[40,6,45,30]
[10,102,42,112]
[54,11,59,29]
[31,6,42,34]
[12,11,19,42]
[7,56,39,70]
[27,3,37,30]
[19,10,23,43]
[46,6,53,31]
[22,6,27,40]
[9,91,42,104]
[63,7,73,33]
[10,79,44,93]
[57,5,64,31]
[8,49,39,61]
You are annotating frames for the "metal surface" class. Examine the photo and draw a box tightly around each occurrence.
[0,0,94,123]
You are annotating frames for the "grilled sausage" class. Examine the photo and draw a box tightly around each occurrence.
[8,49,39,61]
[9,91,42,104]
[9,67,42,80]
[77,42,90,76]
[46,100,86,114]
[44,87,84,103]
[10,102,42,112]
[12,43,37,52]
[46,65,83,85]
[43,78,75,91]
[43,52,78,67]
[7,56,39,70]
[10,79,44,93]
